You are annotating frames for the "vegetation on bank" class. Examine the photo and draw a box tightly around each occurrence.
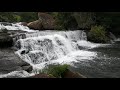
[87,26,109,43]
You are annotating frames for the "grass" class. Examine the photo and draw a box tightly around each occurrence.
[39,64,70,78]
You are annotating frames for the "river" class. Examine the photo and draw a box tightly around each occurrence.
[0,22,119,78]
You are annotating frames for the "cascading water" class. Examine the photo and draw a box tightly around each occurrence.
[14,30,94,72]
[0,22,106,78]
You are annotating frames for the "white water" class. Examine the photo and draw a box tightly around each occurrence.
[0,22,37,32]
[77,40,110,49]
[115,38,120,41]
[13,28,98,75]
[0,22,109,78]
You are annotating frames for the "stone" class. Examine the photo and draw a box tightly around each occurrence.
[20,22,28,26]
[29,74,56,78]
[27,20,43,30]
[27,13,55,30]
[22,66,33,73]
[38,12,55,30]
[63,69,86,78]
[0,48,33,74]
[0,33,13,48]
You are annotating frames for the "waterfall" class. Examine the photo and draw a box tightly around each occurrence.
[13,29,98,73]
[0,22,98,77]
[14,30,88,69]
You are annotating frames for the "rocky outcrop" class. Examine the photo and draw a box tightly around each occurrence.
[27,13,55,30]
[0,48,33,74]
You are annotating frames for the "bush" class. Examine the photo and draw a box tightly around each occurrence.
[41,64,69,78]
[87,25,109,43]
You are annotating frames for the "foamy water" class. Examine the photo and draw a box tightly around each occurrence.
[77,40,110,49]
[0,22,37,32]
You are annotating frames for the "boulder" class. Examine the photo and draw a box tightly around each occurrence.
[22,66,33,73]
[27,20,43,30]
[0,32,13,48]
[27,13,55,30]
[20,22,28,26]
[38,12,55,29]
[0,48,33,74]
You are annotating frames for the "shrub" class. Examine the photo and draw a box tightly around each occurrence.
[87,25,109,43]
[41,64,69,78]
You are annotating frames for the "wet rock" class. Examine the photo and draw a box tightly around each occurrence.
[0,48,33,74]
[22,66,33,73]
[29,74,56,78]
[0,33,13,48]
[63,69,86,78]
[20,22,28,26]
[27,20,43,30]
[20,49,29,54]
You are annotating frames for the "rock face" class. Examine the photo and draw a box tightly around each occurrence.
[27,12,55,30]
[0,48,33,74]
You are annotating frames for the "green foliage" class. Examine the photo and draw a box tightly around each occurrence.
[87,25,109,43]
[0,12,17,22]
[13,15,21,22]
[51,12,78,30]
[73,12,96,29]
[41,64,69,78]
[0,12,37,22]
[96,12,113,29]
[18,12,38,22]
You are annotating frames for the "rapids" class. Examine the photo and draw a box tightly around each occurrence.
[0,22,117,78]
